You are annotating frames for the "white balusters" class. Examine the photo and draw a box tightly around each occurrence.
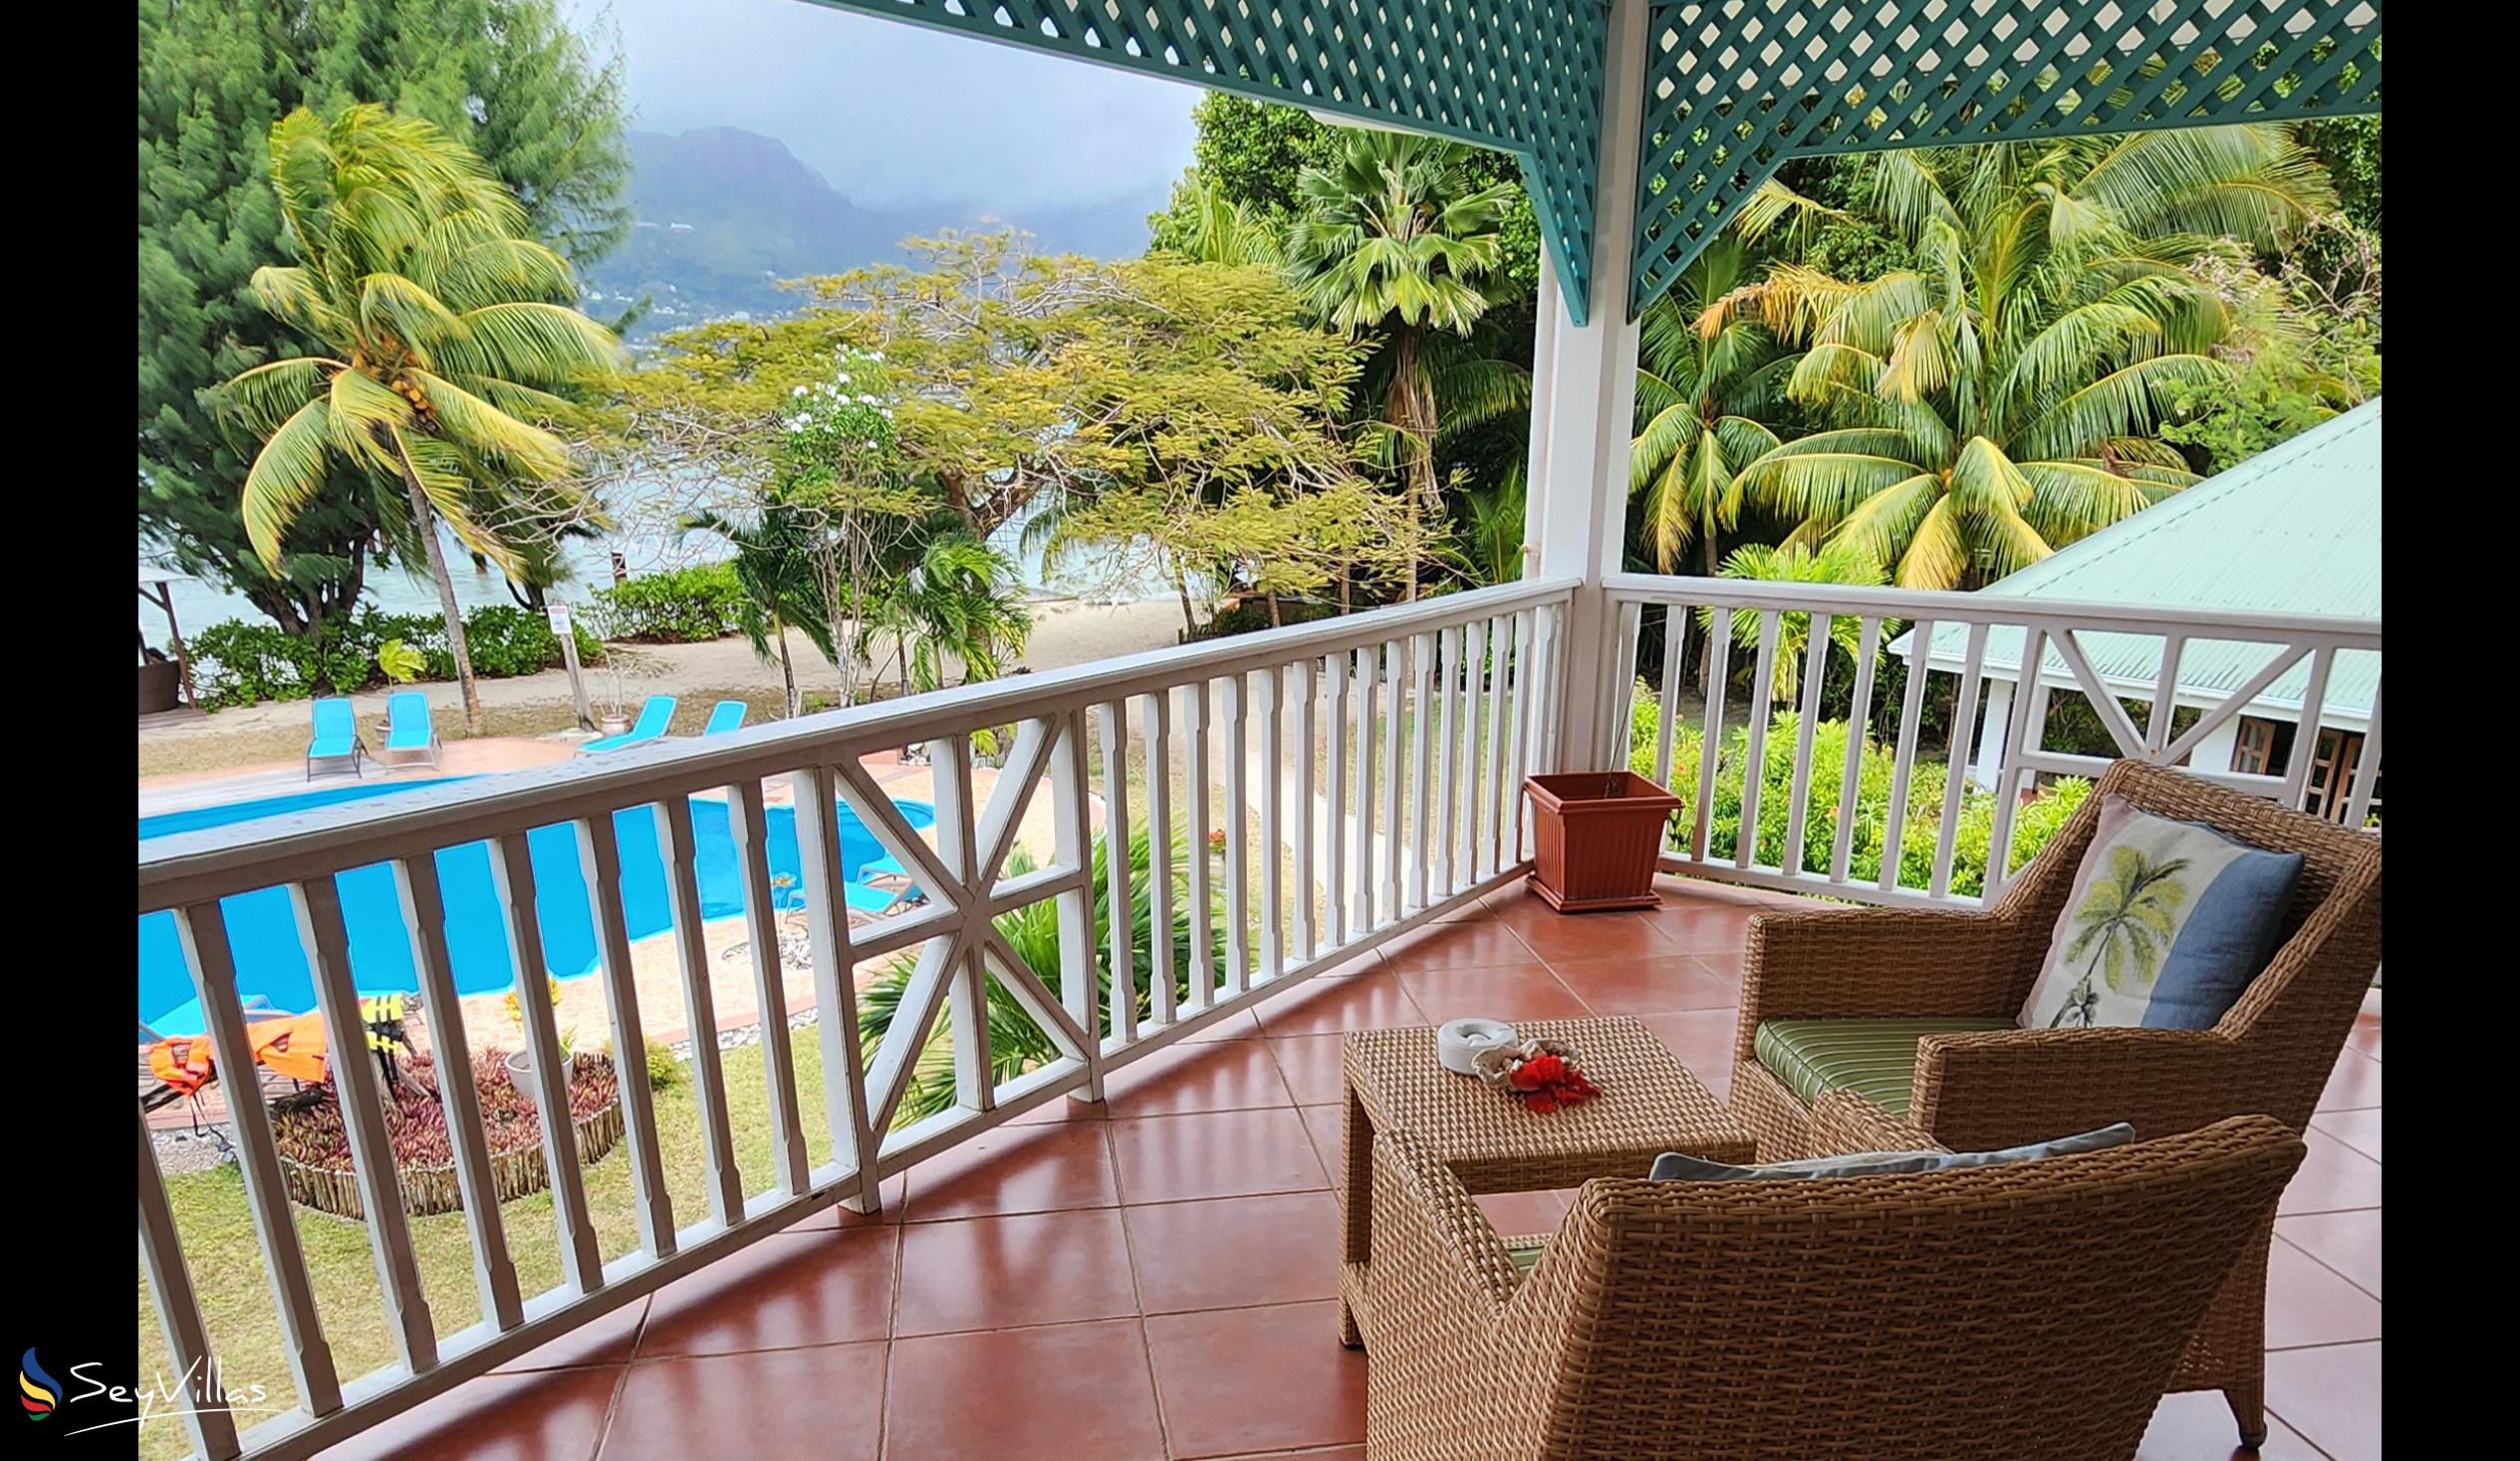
[1323,650,1349,947]
[1352,644,1380,933]
[1378,641,1404,923]
[1879,618,1933,893]
[491,834,604,1293]
[1181,682,1213,1009]
[1406,631,1434,914]
[790,765,883,1213]
[393,854,525,1326]
[175,900,341,1415]
[1258,667,1287,982]
[575,816,676,1253]
[1829,618,1883,884]
[655,796,745,1226]
[1291,661,1318,963]
[726,781,811,1194]
[1735,612,1780,869]
[137,1109,242,1461]
[1219,673,1251,994]
[1433,623,1462,897]
[1093,703,1139,1043]
[1139,691,1178,1025]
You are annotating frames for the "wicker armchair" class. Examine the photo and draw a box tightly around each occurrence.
[1729,759,2383,1444]
[1357,1114,2305,1461]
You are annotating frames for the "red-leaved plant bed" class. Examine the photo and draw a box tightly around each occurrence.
[271,1051,623,1218]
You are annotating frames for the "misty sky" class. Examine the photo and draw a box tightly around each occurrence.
[571,0,1200,211]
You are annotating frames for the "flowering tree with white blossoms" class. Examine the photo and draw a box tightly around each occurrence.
[778,345,935,707]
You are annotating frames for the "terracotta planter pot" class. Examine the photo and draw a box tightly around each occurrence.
[1522,771,1683,912]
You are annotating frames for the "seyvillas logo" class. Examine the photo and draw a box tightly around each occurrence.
[19,1349,59,1420]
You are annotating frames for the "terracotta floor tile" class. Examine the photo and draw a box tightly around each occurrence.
[1249,973,1426,1038]
[311,1367,623,1461]
[2137,1390,2325,1460]
[490,1296,647,1373]
[1474,1188,1570,1238]
[1684,947,1746,982]
[1492,908,1672,964]
[1228,1450,1367,1461]
[1267,1034,1353,1106]
[1145,1302,1368,1458]
[1111,1107,1329,1204]
[1105,1037,1296,1116]
[1634,1008,1743,1076]
[2318,1050,2384,1111]
[1178,1008,1267,1043]
[903,1120,1120,1222]
[2278,1209,2382,1299]
[1392,963,1591,1023]
[1548,954,1741,1016]
[883,1320,1165,1461]
[894,1208,1140,1336]
[634,1228,896,1357]
[1295,1102,1348,1172]
[1310,947,1389,976]
[2266,1340,2383,1461]
[1127,1191,1343,1313]
[2308,1107,2382,1163]
[1009,1094,1116,1125]
[2279,1128,2384,1216]
[600,1343,883,1461]
[1375,918,1537,973]
[2265,1237,2383,1349]
[1641,898,1761,953]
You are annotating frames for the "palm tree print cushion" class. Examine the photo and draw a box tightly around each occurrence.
[2017,797,2306,1031]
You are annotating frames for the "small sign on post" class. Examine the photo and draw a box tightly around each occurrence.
[548,603,593,730]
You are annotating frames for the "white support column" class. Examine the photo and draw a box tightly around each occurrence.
[1527,0,1650,773]
[1969,679,2015,792]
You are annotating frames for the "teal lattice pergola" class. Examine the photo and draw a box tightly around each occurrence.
[1633,0,2383,315]
[794,1,2381,325]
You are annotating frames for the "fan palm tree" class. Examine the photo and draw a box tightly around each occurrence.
[1696,541,1887,703]
[2048,846,2191,1028]
[219,105,624,732]
[1728,127,2332,590]
[1287,131,1514,596]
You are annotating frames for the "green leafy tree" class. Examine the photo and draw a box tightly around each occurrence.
[138,0,629,641]
[1629,237,1797,581]
[1730,127,2333,589]
[218,105,624,732]
[1287,131,1515,597]
[1459,466,1528,587]
[2049,847,2191,1028]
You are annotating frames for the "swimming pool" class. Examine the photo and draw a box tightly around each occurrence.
[137,780,935,1036]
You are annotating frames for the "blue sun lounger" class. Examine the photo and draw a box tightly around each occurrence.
[702,700,747,735]
[306,696,368,780]
[380,691,442,768]
[583,695,677,753]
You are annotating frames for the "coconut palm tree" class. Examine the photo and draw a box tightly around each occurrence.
[1287,130,1514,596]
[219,105,623,732]
[1696,541,1886,703]
[1629,235,1798,580]
[1727,127,2332,590]
[2048,845,2192,1028]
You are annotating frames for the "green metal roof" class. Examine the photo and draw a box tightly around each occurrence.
[1892,398,2381,725]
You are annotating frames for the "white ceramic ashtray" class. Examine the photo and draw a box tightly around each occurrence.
[1436,1018,1520,1076]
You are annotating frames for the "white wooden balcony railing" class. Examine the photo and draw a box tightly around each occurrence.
[134,578,1574,1461]
[1593,574,2385,909]
[134,571,2383,1460]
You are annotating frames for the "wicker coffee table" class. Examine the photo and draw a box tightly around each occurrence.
[1336,1015,1754,1345]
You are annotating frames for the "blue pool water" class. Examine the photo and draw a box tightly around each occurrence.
[137,780,934,1035]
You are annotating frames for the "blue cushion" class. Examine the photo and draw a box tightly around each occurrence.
[2019,795,2305,1031]
[1649,1123,2135,1181]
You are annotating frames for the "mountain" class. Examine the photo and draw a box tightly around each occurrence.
[581,127,1166,337]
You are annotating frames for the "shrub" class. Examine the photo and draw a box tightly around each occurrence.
[1628,680,2089,898]
[269,1051,619,1168]
[587,563,748,642]
[640,1037,682,1094]
[190,606,605,709]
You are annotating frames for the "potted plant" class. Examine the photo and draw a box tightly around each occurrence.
[500,978,575,1111]
[1522,772,1683,912]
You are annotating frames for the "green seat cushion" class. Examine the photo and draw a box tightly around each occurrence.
[1504,1238,1546,1278]
[1753,1018,2013,1117]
